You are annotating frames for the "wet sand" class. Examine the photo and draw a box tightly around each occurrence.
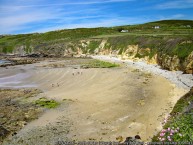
[0,59,187,144]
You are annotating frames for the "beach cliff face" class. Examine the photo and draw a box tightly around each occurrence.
[29,37,193,74]
[1,36,193,74]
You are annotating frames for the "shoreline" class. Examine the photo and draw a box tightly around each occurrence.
[91,55,193,90]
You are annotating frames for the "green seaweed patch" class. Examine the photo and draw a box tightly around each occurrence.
[35,97,59,108]
[81,59,119,68]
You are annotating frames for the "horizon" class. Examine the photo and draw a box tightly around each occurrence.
[1,0,193,35]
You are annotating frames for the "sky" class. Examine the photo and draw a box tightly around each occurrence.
[0,0,193,34]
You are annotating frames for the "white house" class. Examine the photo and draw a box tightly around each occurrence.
[154,26,160,29]
[121,30,128,32]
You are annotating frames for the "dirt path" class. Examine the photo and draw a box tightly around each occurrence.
[1,59,187,144]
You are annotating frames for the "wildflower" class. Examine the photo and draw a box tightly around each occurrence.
[170,129,175,133]
[161,129,167,133]
[179,133,182,137]
[170,133,173,136]
[160,133,165,137]
[167,136,171,140]
[168,128,171,131]
[168,138,172,142]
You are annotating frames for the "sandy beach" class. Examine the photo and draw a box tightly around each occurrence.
[0,58,189,144]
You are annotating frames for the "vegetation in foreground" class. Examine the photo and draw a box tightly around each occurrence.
[152,88,193,142]
[81,59,119,68]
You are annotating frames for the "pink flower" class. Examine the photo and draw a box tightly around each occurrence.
[168,138,172,141]
[160,133,165,137]
[161,138,165,141]
[168,128,171,131]
[175,129,178,133]
[170,133,173,136]
[167,136,170,139]
[170,129,175,133]
[161,129,167,133]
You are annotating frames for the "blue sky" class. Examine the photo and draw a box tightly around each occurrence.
[0,0,193,34]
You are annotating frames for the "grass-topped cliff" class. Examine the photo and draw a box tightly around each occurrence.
[0,20,193,73]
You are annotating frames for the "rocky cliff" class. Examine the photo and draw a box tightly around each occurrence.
[1,35,193,74]
[52,36,192,74]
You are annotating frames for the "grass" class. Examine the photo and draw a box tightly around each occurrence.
[152,89,193,142]
[81,59,119,68]
[35,97,59,108]
[87,41,101,53]
[1,20,193,54]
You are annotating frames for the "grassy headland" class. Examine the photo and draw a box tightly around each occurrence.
[0,20,193,54]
